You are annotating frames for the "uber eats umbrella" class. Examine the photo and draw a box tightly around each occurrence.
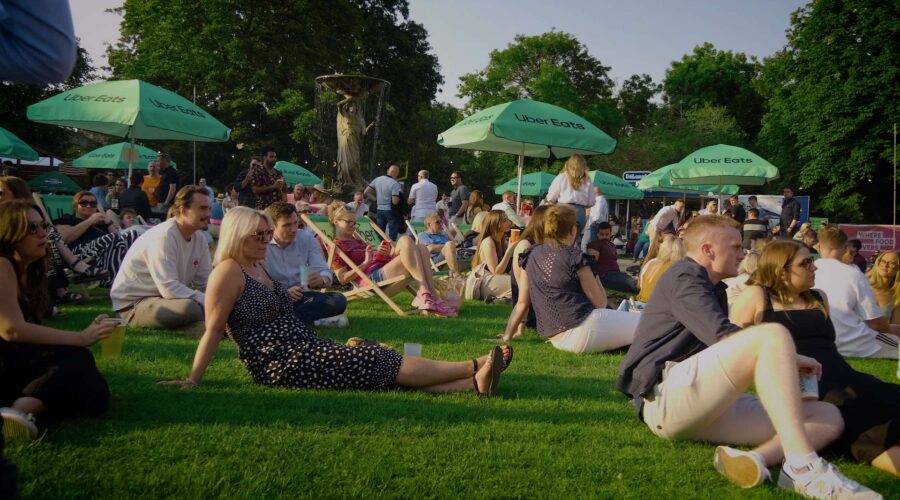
[0,127,39,161]
[588,171,643,200]
[27,79,230,185]
[637,163,739,195]
[668,144,779,187]
[438,99,617,208]
[28,172,81,194]
[494,172,555,197]
[274,161,322,187]
[73,142,177,170]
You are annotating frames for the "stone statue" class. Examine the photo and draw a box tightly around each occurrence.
[335,91,373,193]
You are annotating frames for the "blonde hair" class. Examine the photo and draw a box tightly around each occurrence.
[542,204,577,247]
[563,154,589,189]
[519,204,550,244]
[472,210,508,267]
[214,206,272,265]
[469,211,488,234]
[738,250,761,276]
[818,226,848,252]
[866,251,900,309]
[682,215,741,254]
[656,234,685,267]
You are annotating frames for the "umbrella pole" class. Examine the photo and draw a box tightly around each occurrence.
[127,134,136,188]
[515,148,524,212]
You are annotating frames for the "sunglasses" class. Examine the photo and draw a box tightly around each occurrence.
[251,229,274,242]
[790,257,815,270]
[78,200,99,208]
[340,219,359,227]
[27,221,52,235]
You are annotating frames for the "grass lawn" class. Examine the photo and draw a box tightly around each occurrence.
[6,293,899,499]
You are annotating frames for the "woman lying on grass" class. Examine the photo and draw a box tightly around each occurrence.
[500,205,640,353]
[161,207,511,395]
[0,201,113,441]
[329,205,456,316]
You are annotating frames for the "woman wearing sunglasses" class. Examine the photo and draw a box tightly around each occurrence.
[0,201,113,441]
[53,191,137,287]
[329,205,456,316]
[730,240,899,477]
[162,207,509,395]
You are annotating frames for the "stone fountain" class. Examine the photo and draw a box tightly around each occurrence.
[315,75,390,198]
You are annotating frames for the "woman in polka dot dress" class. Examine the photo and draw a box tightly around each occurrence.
[161,207,510,395]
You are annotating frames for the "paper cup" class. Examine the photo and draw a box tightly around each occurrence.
[403,343,422,357]
[799,374,818,400]
[100,318,127,359]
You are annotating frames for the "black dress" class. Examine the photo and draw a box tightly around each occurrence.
[761,289,899,462]
[226,271,402,390]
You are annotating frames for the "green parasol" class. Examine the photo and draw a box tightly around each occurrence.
[637,163,739,195]
[494,172,556,196]
[73,142,176,170]
[588,171,644,200]
[274,161,322,187]
[28,172,81,194]
[0,127,39,161]
[668,144,779,187]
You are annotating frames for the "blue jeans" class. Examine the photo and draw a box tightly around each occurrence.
[376,209,397,240]
[291,291,348,323]
[633,239,649,259]
[600,272,639,294]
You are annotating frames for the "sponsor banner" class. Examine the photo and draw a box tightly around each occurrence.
[837,224,899,260]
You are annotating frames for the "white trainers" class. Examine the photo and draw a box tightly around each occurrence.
[777,458,882,499]
[0,407,38,440]
[713,446,770,488]
[314,314,349,328]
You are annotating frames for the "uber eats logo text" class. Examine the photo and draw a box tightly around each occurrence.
[148,98,207,118]
[693,157,752,164]
[63,94,126,103]
[514,114,585,130]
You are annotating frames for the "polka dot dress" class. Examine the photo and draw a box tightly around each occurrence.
[226,272,402,390]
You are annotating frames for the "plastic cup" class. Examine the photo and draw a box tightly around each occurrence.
[509,228,521,245]
[299,265,309,289]
[403,343,422,357]
[100,318,127,359]
[799,374,818,400]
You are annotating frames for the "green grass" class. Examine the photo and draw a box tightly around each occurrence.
[6,293,899,499]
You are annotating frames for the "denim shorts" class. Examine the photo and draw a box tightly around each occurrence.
[368,266,385,283]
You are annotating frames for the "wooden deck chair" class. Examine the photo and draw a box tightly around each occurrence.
[301,213,413,316]
[33,193,96,299]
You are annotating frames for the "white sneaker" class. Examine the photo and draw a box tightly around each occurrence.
[778,458,882,499]
[1,407,38,440]
[314,314,349,328]
[713,446,770,488]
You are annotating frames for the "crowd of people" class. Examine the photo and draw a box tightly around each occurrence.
[1,149,898,499]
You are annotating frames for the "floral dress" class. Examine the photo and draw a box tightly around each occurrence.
[226,272,402,389]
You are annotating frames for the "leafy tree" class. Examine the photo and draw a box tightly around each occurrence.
[663,43,765,142]
[457,31,622,134]
[617,74,661,135]
[757,0,899,221]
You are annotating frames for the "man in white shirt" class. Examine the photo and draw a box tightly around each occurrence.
[364,164,401,240]
[408,169,438,221]
[345,191,369,218]
[265,202,348,326]
[813,227,899,358]
[491,190,525,228]
[581,186,608,250]
[111,185,212,330]
[435,193,450,216]
[651,199,685,235]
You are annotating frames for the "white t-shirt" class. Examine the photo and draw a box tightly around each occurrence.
[588,195,609,224]
[110,219,212,311]
[813,258,884,357]
[408,179,438,219]
[546,174,593,206]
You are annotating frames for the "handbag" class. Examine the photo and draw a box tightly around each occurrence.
[463,263,488,300]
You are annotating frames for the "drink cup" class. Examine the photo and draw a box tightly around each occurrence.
[799,374,819,400]
[510,228,521,245]
[100,318,127,359]
[299,265,309,289]
[403,343,422,357]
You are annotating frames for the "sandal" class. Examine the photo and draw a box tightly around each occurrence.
[473,346,503,396]
[72,265,109,284]
[56,290,84,305]
[472,345,513,373]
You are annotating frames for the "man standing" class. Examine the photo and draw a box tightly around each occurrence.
[408,169,438,222]
[582,186,608,249]
[587,222,638,293]
[725,195,746,224]
[775,187,801,238]
[814,227,899,359]
[741,208,769,250]
[848,239,867,273]
[365,163,401,240]
[448,171,470,225]
[154,152,179,215]
[617,215,879,497]
[491,190,526,229]
[265,202,348,326]
[234,156,261,208]
[251,148,284,210]
[650,199,685,235]
[118,171,153,222]
[111,186,212,331]
[198,177,214,199]
[142,160,161,211]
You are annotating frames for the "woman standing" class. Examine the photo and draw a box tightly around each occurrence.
[501,205,640,352]
[730,240,899,477]
[162,207,508,395]
[0,201,112,440]
[866,251,900,324]
[546,154,593,238]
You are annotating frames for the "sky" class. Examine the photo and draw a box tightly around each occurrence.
[72,0,808,108]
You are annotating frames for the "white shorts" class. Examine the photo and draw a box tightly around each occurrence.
[549,309,639,354]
